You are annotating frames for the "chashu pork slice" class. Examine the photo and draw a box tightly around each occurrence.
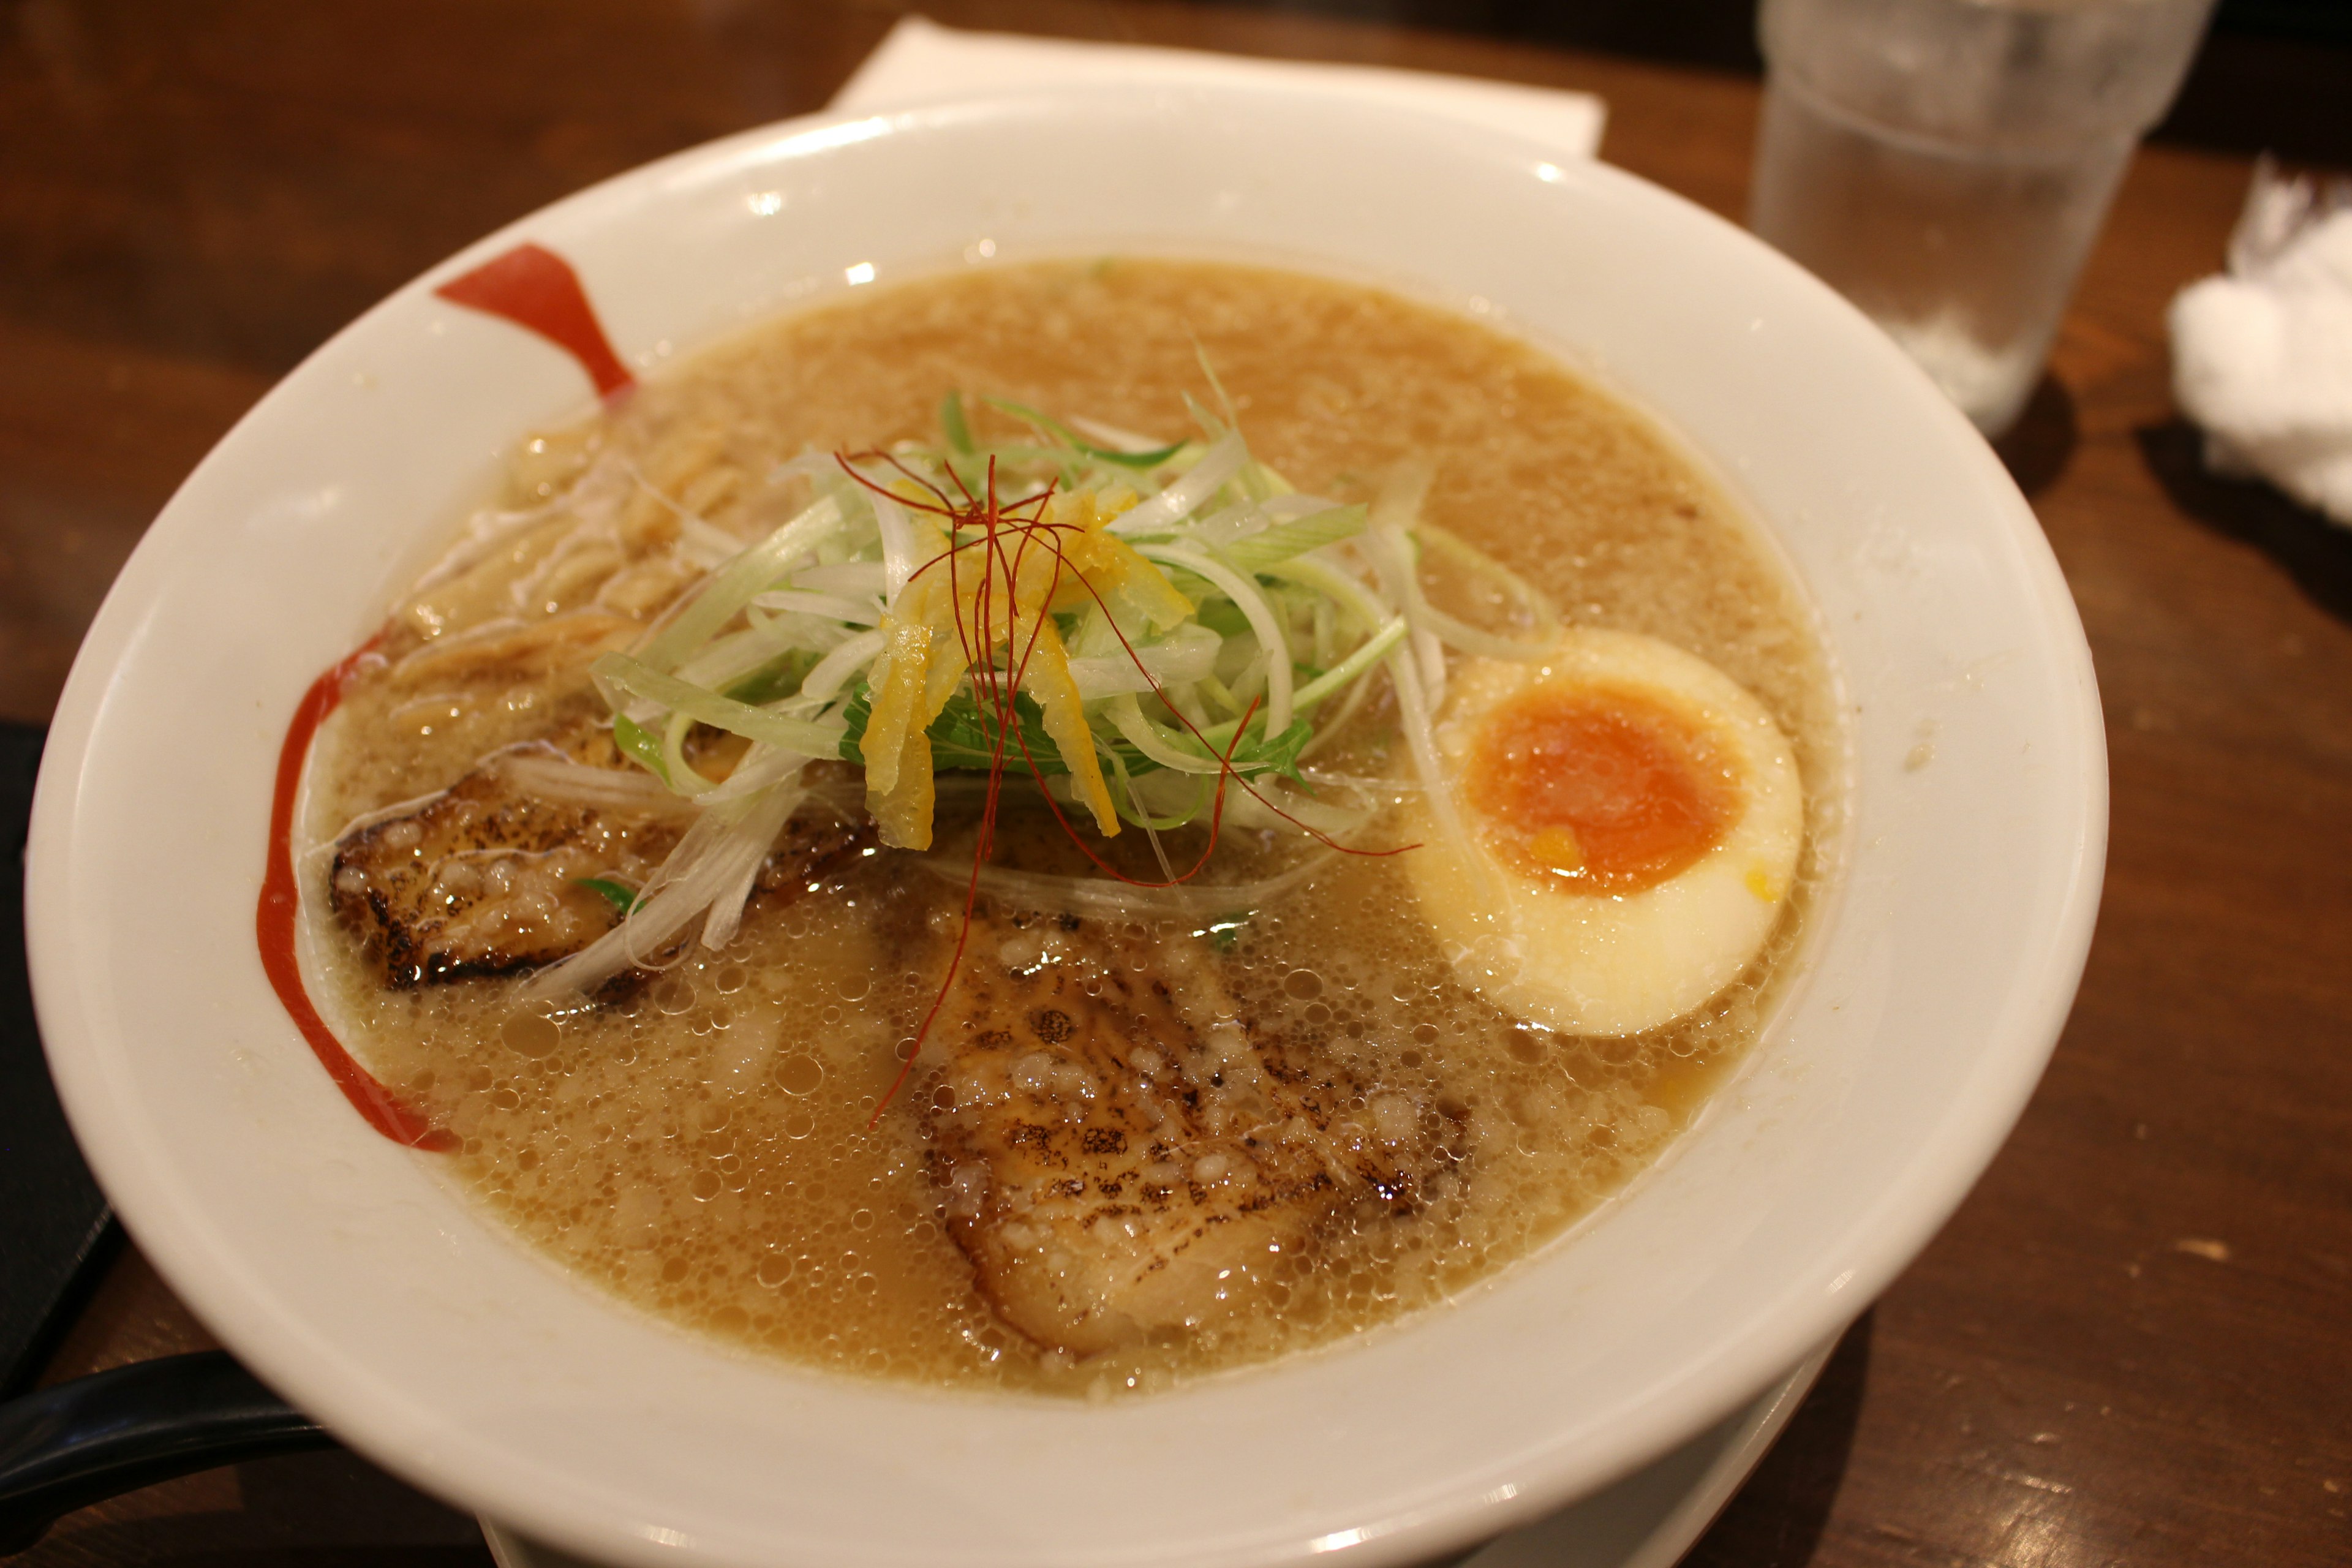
[330,718,869,987]
[920,908,1455,1357]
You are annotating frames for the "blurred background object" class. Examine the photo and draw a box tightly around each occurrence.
[2169,160,2352,524]
[1749,0,2215,435]
[1202,0,2352,166]
[1200,0,2351,434]
[0,725,111,1400]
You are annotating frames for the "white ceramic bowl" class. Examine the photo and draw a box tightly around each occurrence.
[27,82,2105,1568]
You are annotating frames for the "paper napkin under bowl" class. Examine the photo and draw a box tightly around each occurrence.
[832,15,1605,161]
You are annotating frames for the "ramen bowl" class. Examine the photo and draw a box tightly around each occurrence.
[28,81,2103,1568]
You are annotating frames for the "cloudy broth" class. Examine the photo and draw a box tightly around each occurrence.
[307,260,1841,1396]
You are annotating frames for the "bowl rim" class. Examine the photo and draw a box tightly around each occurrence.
[26,78,2108,1568]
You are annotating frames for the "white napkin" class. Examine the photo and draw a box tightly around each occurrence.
[831,15,1605,160]
[2169,160,2352,526]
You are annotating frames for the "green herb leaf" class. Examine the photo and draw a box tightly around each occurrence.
[1232,717,1314,783]
[1194,598,1253,639]
[1080,438,1186,470]
[575,876,642,914]
[613,714,669,784]
[844,679,1311,786]
[842,684,1152,778]
[940,390,976,454]
[722,647,819,707]
[973,393,1185,471]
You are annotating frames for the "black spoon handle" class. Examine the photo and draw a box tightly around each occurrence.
[0,1350,333,1554]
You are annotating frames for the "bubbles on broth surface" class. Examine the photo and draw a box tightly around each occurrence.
[307,260,1840,1395]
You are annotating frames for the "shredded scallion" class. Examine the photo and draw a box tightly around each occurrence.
[526,385,1559,992]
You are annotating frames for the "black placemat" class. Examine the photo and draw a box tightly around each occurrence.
[0,725,114,1395]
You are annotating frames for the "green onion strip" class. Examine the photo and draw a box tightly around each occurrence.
[595,653,848,759]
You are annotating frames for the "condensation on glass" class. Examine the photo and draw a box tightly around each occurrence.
[1751,0,2215,435]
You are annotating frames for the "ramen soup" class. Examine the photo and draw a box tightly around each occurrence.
[304,260,1841,1397]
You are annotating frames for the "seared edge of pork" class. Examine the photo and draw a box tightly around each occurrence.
[328,721,870,989]
[918,909,1460,1356]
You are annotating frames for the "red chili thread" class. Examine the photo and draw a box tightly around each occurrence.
[257,638,458,1152]
[435,243,634,401]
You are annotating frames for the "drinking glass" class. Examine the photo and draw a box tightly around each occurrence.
[1750,0,2215,435]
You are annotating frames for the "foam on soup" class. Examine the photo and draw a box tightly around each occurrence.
[306,260,1842,1397]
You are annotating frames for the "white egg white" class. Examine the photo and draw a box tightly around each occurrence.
[1404,627,1804,1038]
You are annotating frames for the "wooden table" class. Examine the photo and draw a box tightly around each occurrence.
[5,3,2346,1564]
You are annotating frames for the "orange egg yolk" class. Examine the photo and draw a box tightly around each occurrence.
[1464,683,1740,893]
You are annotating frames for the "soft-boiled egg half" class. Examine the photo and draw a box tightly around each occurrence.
[1404,627,1804,1037]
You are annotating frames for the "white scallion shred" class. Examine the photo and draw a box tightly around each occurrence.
[1133,543,1295,737]
[1068,622,1222,699]
[750,589,880,626]
[1106,430,1248,536]
[911,851,1338,921]
[522,767,812,1001]
[799,628,888,706]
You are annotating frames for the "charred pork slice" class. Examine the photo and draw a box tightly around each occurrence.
[920,910,1455,1357]
[330,727,869,987]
